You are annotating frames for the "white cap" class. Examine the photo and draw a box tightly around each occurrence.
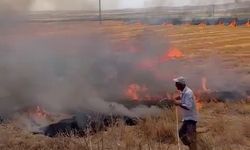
[173,76,186,85]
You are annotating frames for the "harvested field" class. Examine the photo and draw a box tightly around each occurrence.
[8,21,249,75]
[0,21,250,149]
[0,102,250,150]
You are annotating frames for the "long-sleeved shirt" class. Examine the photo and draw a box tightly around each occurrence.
[180,86,198,122]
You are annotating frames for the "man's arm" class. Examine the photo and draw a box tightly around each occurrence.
[160,94,191,110]
[179,93,194,110]
[173,100,190,110]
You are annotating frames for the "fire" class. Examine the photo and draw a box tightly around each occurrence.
[196,98,203,112]
[35,106,48,118]
[229,20,237,27]
[194,77,212,111]
[194,90,204,112]
[184,22,191,26]
[198,22,206,26]
[201,77,210,92]
[134,22,143,27]
[125,84,148,101]
[139,47,184,69]
[217,21,224,26]
[246,20,250,27]
[160,47,184,62]
[27,105,48,119]
[165,23,173,27]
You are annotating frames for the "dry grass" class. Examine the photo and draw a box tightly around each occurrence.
[0,103,250,150]
[138,109,177,144]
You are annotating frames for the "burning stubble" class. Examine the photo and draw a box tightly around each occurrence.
[0,2,249,131]
[0,24,248,112]
[0,21,165,119]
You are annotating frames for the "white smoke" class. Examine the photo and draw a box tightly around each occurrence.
[0,0,248,121]
[0,4,166,117]
[29,0,250,11]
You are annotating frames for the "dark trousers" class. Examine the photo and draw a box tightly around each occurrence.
[179,120,197,150]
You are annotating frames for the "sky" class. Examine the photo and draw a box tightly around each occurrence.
[29,0,246,11]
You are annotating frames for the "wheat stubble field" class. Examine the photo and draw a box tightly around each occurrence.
[0,21,250,150]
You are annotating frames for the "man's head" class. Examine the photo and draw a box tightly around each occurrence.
[173,76,186,91]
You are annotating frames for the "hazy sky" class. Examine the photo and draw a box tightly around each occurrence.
[30,0,245,11]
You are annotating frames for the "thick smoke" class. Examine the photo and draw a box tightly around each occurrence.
[0,21,247,118]
[0,29,162,117]
[0,0,248,120]
[30,0,119,11]
[0,0,31,10]
[0,2,165,118]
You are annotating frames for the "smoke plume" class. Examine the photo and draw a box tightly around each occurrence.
[0,4,165,117]
[0,0,248,120]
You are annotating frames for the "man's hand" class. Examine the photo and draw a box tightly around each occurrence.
[163,98,180,106]
[172,91,181,100]
[169,99,190,110]
[160,93,183,107]
[174,96,181,100]
[171,99,181,106]
[159,98,169,102]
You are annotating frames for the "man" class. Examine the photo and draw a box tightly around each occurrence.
[172,76,198,150]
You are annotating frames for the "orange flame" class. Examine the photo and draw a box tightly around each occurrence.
[194,90,204,112]
[229,20,237,27]
[217,21,224,26]
[201,77,211,92]
[165,23,173,27]
[196,98,203,112]
[161,47,184,62]
[198,22,206,26]
[246,20,250,27]
[193,77,211,112]
[195,77,212,111]
[31,105,48,118]
[125,84,148,101]
[134,22,143,27]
